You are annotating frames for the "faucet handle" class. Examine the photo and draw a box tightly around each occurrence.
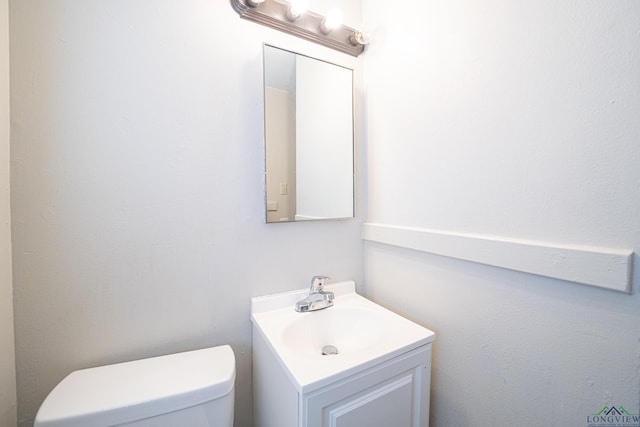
[310,275,331,292]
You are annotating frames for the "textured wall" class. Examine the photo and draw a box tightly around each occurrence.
[10,1,363,426]
[1,0,17,424]
[362,0,640,425]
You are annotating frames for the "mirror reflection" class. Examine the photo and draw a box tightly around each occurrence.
[263,45,354,223]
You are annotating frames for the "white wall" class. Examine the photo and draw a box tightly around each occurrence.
[363,0,640,425]
[1,0,17,425]
[10,1,362,426]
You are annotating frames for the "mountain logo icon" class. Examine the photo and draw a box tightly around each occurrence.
[587,405,639,427]
[592,406,637,417]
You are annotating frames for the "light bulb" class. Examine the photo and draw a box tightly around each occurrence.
[320,8,343,34]
[349,31,370,46]
[287,0,308,21]
[290,0,308,15]
[246,0,265,6]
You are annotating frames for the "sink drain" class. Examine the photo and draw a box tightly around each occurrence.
[322,345,339,355]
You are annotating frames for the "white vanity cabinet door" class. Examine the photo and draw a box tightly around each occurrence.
[301,345,431,427]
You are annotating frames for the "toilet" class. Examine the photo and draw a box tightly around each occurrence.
[34,345,235,427]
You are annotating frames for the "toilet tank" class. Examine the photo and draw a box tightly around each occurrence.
[34,345,235,427]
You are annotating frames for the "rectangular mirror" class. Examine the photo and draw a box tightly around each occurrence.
[263,44,354,223]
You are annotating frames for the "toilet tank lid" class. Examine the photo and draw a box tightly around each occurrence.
[34,345,235,427]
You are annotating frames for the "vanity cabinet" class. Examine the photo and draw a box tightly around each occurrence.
[251,281,436,427]
[253,330,432,427]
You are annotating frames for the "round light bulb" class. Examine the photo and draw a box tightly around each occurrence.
[350,31,370,46]
[287,0,308,20]
[320,8,343,34]
[325,8,343,30]
[290,0,308,15]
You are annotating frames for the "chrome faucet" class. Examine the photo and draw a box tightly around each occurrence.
[295,276,334,312]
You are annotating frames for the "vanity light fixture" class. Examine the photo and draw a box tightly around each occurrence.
[230,0,366,57]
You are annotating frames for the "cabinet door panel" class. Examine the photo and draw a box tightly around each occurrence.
[302,346,431,427]
[327,372,414,427]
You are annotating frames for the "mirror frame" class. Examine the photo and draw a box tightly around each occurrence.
[263,44,356,223]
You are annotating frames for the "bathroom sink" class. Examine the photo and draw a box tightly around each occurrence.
[280,305,386,357]
[251,281,435,392]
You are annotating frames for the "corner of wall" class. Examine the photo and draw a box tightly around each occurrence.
[1,0,17,424]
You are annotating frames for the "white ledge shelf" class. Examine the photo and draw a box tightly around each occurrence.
[362,223,634,294]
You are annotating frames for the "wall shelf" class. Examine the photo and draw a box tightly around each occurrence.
[363,223,635,294]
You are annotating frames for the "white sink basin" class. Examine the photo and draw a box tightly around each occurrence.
[251,281,436,393]
[281,305,386,357]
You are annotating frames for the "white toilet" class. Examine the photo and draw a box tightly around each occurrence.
[34,345,235,427]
